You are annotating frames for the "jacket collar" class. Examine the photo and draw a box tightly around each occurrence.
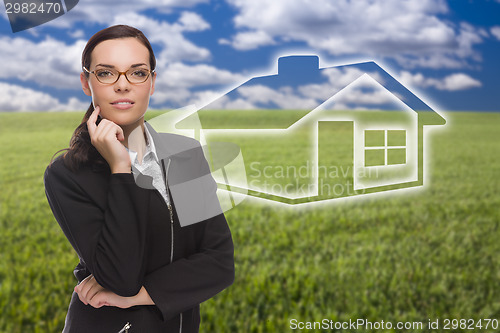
[144,121,175,161]
[145,121,199,161]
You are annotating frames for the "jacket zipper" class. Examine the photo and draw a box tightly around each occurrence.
[118,322,131,333]
[161,159,183,333]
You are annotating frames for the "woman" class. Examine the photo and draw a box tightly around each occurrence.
[44,25,234,333]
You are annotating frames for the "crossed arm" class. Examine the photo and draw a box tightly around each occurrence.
[74,274,153,308]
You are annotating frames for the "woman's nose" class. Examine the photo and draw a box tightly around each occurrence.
[114,73,131,92]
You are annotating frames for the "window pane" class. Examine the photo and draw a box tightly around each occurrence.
[387,130,406,147]
[365,149,385,166]
[387,148,406,165]
[365,130,385,147]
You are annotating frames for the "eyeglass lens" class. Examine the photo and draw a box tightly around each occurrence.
[94,68,151,84]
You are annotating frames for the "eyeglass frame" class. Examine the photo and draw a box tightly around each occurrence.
[82,66,155,84]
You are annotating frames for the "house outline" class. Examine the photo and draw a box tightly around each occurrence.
[172,55,446,205]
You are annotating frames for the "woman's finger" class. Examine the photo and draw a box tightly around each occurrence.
[84,108,131,173]
[86,106,100,137]
[94,119,125,147]
[102,120,125,142]
[77,293,87,305]
[82,276,102,300]
[79,277,93,301]
[75,274,98,305]
[74,274,92,294]
[91,118,115,144]
[116,125,125,142]
[86,279,104,301]
[75,275,91,305]
[89,291,111,308]
[95,120,118,143]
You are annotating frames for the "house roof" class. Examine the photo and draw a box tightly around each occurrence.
[176,56,445,130]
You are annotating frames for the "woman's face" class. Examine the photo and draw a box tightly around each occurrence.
[80,37,156,128]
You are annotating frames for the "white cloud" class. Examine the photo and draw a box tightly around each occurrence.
[399,71,428,88]
[2,3,215,83]
[151,87,192,106]
[224,0,485,69]
[201,66,397,110]
[0,82,87,111]
[68,29,85,39]
[218,38,231,46]
[491,26,500,40]
[0,36,85,90]
[111,12,211,63]
[439,73,482,91]
[0,0,489,113]
[330,87,395,106]
[0,11,215,91]
[225,30,275,50]
[297,67,385,101]
[177,11,210,31]
[400,71,481,91]
[202,95,257,110]
[0,8,245,111]
[157,62,244,88]
[151,62,245,107]
[320,68,379,90]
[237,84,318,109]
[37,0,209,28]
[189,90,229,109]
[393,54,466,69]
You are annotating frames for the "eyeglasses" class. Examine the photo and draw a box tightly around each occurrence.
[83,66,155,84]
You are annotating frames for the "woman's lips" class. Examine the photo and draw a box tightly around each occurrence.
[111,99,135,110]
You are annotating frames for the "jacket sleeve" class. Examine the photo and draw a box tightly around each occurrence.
[144,143,235,321]
[144,213,234,321]
[44,160,150,296]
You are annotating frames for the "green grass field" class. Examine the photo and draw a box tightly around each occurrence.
[0,111,499,332]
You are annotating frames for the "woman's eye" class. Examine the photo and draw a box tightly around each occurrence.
[130,70,148,77]
[96,70,114,77]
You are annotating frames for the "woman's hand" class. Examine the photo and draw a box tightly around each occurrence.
[74,274,107,306]
[75,274,154,309]
[87,106,131,174]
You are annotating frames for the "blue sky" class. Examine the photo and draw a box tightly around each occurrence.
[0,0,498,112]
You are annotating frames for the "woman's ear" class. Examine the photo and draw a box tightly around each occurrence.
[150,71,156,96]
[80,72,92,96]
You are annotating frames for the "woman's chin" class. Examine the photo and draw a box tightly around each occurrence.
[100,111,145,127]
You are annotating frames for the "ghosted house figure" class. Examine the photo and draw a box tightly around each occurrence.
[172,55,446,205]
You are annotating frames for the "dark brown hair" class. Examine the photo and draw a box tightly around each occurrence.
[58,25,156,171]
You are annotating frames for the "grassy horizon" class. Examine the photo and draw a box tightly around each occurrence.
[1,111,499,332]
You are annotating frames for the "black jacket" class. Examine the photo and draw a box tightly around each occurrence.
[44,127,234,333]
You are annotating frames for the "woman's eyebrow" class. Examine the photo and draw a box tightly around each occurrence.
[95,63,148,68]
[95,64,114,68]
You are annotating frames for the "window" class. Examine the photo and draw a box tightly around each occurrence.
[364,130,406,167]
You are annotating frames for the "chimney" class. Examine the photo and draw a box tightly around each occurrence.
[278,55,319,76]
